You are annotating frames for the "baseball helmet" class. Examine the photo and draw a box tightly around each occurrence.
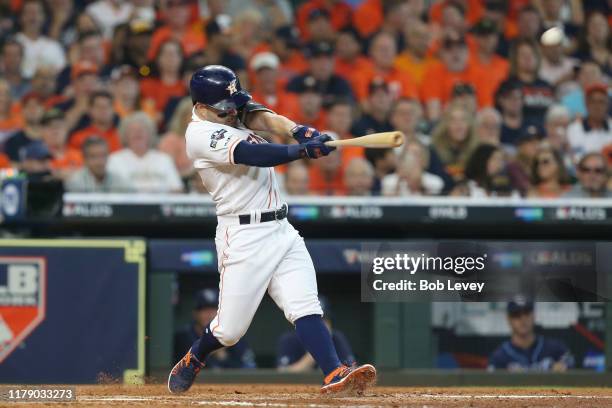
[190,65,251,112]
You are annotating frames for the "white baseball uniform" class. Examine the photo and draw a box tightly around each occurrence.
[185,109,323,346]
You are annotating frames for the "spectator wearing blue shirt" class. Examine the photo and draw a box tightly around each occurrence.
[488,299,574,372]
[276,296,355,372]
[173,289,256,369]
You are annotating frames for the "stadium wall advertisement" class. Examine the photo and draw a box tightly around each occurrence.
[0,240,145,384]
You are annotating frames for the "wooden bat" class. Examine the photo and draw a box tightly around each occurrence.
[324,131,404,148]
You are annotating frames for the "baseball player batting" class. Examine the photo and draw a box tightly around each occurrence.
[168,65,376,395]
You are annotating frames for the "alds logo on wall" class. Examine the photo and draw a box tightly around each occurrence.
[0,257,46,363]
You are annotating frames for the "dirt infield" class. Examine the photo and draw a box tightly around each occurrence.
[31,384,612,407]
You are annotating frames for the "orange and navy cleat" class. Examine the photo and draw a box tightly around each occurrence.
[167,348,205,394]
[320,364,377,395]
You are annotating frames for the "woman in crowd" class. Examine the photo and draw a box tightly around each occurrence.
[464,143,518,197]
[431,103,479,182]
[574,11,612,76]
[508,39,555,127]
[528,144,571,198]
[140,39,186,120]
[382,141,444,196]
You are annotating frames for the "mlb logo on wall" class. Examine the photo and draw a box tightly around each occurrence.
[0,257,46,363]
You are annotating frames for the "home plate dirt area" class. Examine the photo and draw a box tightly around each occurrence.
[40,384,612,407]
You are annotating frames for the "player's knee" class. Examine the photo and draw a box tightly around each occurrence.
[215,327,245,347]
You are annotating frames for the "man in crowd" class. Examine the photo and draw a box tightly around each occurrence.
[69,90,121,152]
[563,153,611,198]
[489,299,574,372]
[567,84,612,159]
[65,136,132,193]
[351,78,393,136]
[343,158,375,196]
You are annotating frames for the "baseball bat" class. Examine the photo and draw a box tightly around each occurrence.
[324,131,404,148]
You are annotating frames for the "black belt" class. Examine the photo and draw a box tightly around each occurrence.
[239,204,288,225]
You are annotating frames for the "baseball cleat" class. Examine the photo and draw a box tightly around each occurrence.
[168,348,205,394]
[320,363,377,395]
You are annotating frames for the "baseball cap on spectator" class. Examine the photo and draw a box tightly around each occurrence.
[495,79,522,99]
[206,14,232,37]
[71,61,98,80]
[540,27,564,46]
[368,77,389,95]
[305,41,334,58]
[110,65,138,82]
[294,75,319,94]
[250,52,280,72]
[471,18,498,36]
[452,82,475,97]
[515,125,541,145]
[275,25,301,49]
[585,83,609,98]
[308,8,330,22]
[41,108,64,125]
[507,297,534,315]
[194,288,219,310]
[22,141,52,161]
[442,32,466,49]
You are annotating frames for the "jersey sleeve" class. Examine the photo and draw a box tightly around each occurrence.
[186,124,245,168]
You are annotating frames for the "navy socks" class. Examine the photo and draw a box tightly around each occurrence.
[192,324,223,362]
[294,314,342,376]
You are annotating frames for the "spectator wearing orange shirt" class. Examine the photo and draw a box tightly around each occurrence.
[110,65,156,120]
[286,41,354,106]
[270,26,308,83]
[470,18,509,107]
[69,91,121,152]
[148,0,205,61]
[140,39,186,117]
[30,66,60,108]
[56,31,108,94]
[395,20,437,88]
[352,0,382,39]
[353,31,418,103]
[54,61,101,132]
[309,147,345,195]
[334,27,373,90]
[40,108,82,181]
[421,32,482,121]
[344,157,375,196]
[249,52,300,122]
[283,162,310,196]
[296,0,352,41]
[202,16,247,84]
[0,79,23,143]
[324,99,364,166]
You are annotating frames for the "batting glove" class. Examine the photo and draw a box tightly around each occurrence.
[291,124,320,144]
[302,134,336,159]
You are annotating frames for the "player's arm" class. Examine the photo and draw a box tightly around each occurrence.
[233,135,335,167]
[240,101,323,144]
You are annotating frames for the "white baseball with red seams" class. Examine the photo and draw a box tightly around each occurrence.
[185,109,323,347]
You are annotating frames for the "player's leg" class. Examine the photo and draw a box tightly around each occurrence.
[169,224,281,393]
[268,222,376,394]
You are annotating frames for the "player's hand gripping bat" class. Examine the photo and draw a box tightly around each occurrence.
[324,131,404,148]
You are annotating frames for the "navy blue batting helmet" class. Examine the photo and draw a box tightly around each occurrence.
[190,65,251,111]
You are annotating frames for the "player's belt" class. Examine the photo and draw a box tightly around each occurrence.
[238,203,288,225]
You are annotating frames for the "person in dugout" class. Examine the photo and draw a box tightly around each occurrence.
[488,298,574,372]
[173,288,256,369]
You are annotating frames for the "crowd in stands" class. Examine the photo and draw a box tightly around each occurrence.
[0,0,610,198]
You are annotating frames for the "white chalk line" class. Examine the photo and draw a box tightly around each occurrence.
[75,393,612,406]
